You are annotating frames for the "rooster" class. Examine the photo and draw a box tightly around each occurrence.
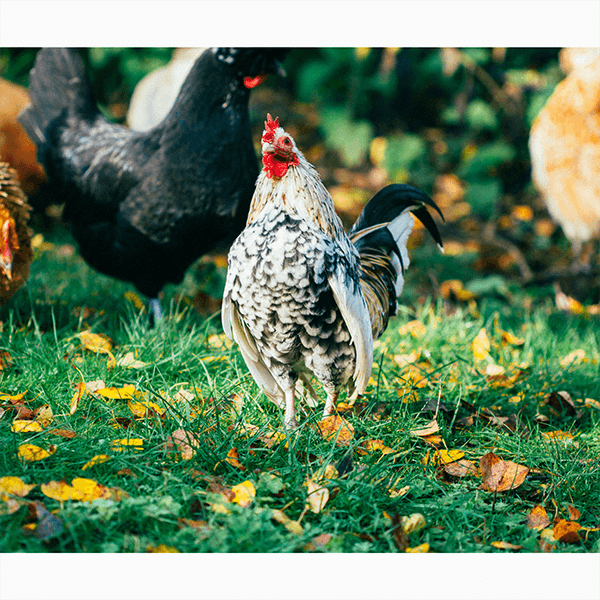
[0,162,33,305]
[222,115,443,428]
[19,48,287,320]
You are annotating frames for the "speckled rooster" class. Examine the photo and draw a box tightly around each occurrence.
[223,115,443,428]
[0,162,33,305]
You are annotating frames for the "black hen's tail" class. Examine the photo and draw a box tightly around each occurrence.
[18,48,97,149]
[349,184,444,339]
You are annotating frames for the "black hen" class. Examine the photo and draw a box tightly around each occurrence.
[19,47,287,319]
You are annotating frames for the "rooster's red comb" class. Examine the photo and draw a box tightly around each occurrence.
[262,114,279,144]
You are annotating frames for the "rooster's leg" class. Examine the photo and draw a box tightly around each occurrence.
[323,391,339,417]
[284,387,298,429]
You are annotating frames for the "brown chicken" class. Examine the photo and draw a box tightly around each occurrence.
[0,162,33,305]
[223,115,443,428]
[0,77,46,199]
[529,48,600,252]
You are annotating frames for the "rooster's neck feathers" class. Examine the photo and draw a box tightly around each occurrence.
[249,130,345,241]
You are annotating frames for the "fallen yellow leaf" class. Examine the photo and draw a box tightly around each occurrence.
[76,331,114,354]
[231,480,256,508]
[559,349,586,367]
[398,320,427,338]
[82,455,111,470]
[436,449,465,465]
[125,291,145,311]
[0,476,36,500]
[491,540,523,551]
[11,420,43,433]
[110,438,144,452]
[96,384,138,400]
[363,439,395,455]
[270,509,303,535]
[71,478,111,502]
[146,544,179,553]
[127,398,164,418]
[405,543,430,553]
[41,481,85,501]
[401,513,427,535]
[17,443,56,462]
[317,415,354,446]
[116,352,149,369]
[305,478,330,514]
[472,328,491,362]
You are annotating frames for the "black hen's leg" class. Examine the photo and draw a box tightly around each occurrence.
[148,298,163,325]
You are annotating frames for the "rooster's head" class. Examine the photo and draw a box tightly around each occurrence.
[261,114,300,179]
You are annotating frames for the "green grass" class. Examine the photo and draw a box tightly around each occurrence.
[1,231,599,555]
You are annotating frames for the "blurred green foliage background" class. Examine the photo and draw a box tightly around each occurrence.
[3,47,588,302]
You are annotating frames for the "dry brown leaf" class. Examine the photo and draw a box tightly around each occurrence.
[48,428,77,439]
[304,533,333,551]
[443,459,479,478]
[495,461,529,492]
[411,418,440,437]
[224,447,246,471]
[116,352,148,369]
[167,428,199,460]
[317,415,354,446]
[526,505,551,530]
[33,404,53,428]
[479,452,507,491]
[553,519,581,543]
[543,391,577,416]
[567,505,581,521]
[440,279,476,301]
[177,518,209,534]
